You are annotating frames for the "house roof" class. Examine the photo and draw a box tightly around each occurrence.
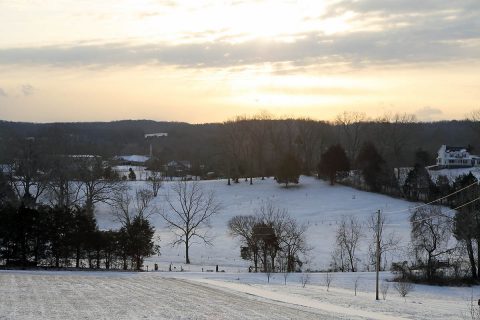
[445,146,467,152]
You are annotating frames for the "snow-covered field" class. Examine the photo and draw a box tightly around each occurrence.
[3,176,477,319]
[1,270,478,319]
[95,176,429,271]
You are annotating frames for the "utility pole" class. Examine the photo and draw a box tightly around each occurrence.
[375,209,381,301]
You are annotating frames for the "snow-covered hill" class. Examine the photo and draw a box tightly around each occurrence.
[95,176,431,271]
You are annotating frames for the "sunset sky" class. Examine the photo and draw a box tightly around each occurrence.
[0,0,479,123]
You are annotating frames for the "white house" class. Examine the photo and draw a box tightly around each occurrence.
[436,145,480,168]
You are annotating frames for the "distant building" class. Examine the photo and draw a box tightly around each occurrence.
[114,155,150,165]
[436,145,480,168]
[145,133,168,138]
[166,160,191,176]
[145,133,168,156]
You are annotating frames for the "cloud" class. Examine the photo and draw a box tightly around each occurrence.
[21,84,34,96]
[415,106,444,121]
[0,1,478,69]
[0,88,6,97]
[264,85,369,96]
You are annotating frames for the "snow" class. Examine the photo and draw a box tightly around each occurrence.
[1,176,476,319]
[1,270,478,319]
[429,167,480,182]
[95,176,431,271]
[115,155,150,163]
[0,271,345,319]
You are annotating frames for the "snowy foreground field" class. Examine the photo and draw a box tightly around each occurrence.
[3,176,476,319]
[1,269,479,319]
[95,176,427,271]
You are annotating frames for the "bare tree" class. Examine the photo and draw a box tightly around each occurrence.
[160,180,221,264]
[335,215,363,272]
[265,261,272,283]
[367,211,401,271]
[279,254,289,285]
[300,272,310,288]
[46,155,82,208]
[335,111,367,161]
[295,118,324,174]
[148,170,163,197]
[78,157,123,215]
[278,216,309,272]
[354,276,360,296]
[228,215,260,271]
[229,201,309,273]
[468,291,480,320]
[111,187,154,226]
[222,117,249,184]
[10,138,49,204]
[410,206,452,281]
[394,279,414,299]
[381,281,389,300]
[324,272,334,291]
[374,112,416,179]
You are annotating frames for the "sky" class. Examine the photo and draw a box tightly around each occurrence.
[0,0,479,123]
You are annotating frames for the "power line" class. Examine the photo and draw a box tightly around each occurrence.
[410,196,480,224]
[383,181,478,215]
[309,181,478,222]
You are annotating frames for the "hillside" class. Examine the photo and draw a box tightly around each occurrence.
[94,176,434,271]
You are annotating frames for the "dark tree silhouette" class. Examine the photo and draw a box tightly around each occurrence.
[275,153,301,188]
[403,164,435,201]
[318,144,350,185]
[356,142,385,192]
[121,216,157,271]
[452,173,480,279]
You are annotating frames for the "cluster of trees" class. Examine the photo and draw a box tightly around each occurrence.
[0,141,160,270]
[328,171,480,284]
[330,213,400,273]
[0,203,157,270]
[228,202,309,273]
[318,140,396,194]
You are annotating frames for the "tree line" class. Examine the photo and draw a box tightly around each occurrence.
[2,111,480,181]
[0,203,157,270]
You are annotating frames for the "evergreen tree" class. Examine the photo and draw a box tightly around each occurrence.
[317,144,350,185]
[403,164,435,201]
[275,153,301,188]
[356,142,385,192]
[128,168,136,181]
[0,172,16,206]
[122,216,157,270]
[452,173,480,279]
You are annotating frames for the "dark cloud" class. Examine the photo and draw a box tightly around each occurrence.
[0,1,478,69]
[415,106,444,121]
[326,0,480,16]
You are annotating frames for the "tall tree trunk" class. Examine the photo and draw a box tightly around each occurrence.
[467,239,477,279]
[76,246,80,268]
[96,250,100,269]
[185,239,190,264]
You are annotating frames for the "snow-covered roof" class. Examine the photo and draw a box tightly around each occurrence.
[115,155,150,163]
[445,146,467,153]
